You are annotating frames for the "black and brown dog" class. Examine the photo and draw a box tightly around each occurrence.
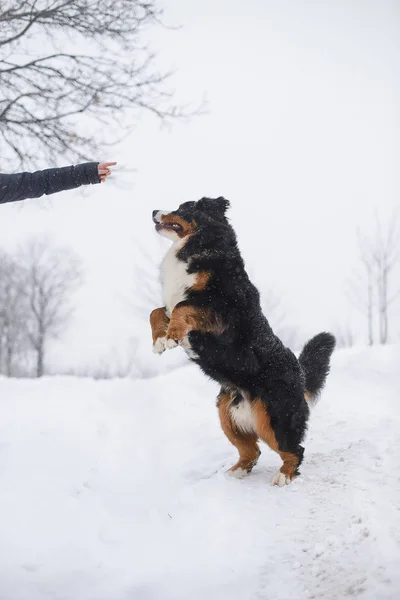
[150,197,335,486]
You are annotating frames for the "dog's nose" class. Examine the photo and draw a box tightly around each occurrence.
[152,210,159,222]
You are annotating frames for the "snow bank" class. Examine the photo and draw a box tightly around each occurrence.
[0,345,399,599]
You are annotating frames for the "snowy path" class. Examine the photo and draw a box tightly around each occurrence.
[0,346,399,600]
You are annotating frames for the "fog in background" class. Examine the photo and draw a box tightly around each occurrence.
[0,0,399,375]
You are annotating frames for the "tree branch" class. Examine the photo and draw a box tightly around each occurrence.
[0,0,202,168]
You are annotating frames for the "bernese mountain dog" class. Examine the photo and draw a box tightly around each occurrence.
[150,197,335,486]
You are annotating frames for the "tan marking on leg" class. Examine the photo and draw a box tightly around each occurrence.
[217,392,260,475]
[252,398,279,452]
[150,307,169,343]
[279,452,300,479]
[166,305,224,343]
[252,398,300,485]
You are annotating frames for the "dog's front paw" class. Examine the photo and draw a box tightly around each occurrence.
[166,326,186,347]
[166,338,178,350]
[153,337,167,355]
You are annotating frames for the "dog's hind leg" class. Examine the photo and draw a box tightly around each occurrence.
[217,390,261,478]
[270,448,305,487]
[252,398,306,487]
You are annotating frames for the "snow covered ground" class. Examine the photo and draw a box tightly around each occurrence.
[0,344,399,600]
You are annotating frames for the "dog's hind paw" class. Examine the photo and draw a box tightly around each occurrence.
[227,467,248,479]
[153,337,167,355]
[271,470,292,487]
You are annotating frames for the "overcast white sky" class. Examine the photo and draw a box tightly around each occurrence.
[0,0,399,368]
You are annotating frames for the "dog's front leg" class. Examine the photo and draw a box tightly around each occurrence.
[166,302,223,349]
[150,307,170,354]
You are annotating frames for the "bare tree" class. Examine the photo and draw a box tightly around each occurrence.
[17,237,82,377]
[346,257,375,346]
[0,251,11,371]
[347,211,400,345]
[0,0,198,168]
[0,251,29,375]
[369,214,400,344]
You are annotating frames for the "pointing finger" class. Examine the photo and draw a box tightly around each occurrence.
[99,161,117,168]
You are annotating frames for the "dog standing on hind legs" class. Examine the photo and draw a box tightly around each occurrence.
[150,197,336,486]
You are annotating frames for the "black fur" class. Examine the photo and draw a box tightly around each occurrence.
[164,197,335,467]
[298,332,336,401]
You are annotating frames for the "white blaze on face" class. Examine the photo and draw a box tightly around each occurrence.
[153,210,169,223]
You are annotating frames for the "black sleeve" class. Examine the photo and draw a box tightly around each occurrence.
[0,162,100,205]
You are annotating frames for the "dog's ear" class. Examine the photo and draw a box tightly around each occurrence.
[196,197,230,221]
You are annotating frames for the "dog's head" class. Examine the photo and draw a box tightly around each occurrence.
[152,197,230,243]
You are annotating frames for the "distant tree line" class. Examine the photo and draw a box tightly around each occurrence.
[2,214,397,379]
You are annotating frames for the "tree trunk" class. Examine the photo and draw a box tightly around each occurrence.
[367,267,374,346]
[36,335,44,378]
[6,343,13,377]
[376,268,389,345]
[381,268,388,344]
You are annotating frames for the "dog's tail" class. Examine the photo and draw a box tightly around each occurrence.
[298,332,336,405]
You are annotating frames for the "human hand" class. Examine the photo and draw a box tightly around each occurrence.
[98,161,117,182]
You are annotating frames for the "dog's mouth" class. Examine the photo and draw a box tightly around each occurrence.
[152,210,194,238]
[155,221,183,233]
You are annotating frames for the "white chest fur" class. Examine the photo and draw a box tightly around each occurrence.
[161,242,195,317]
